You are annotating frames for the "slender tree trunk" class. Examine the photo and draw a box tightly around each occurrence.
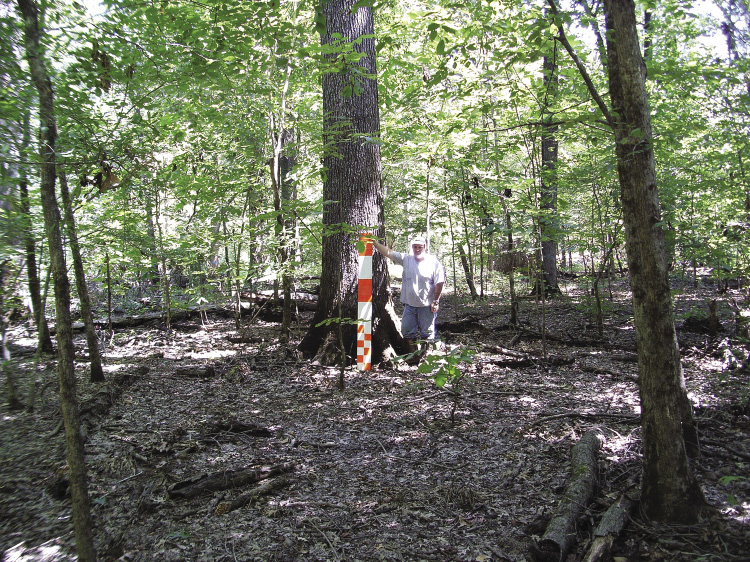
[105,252,112,334]
[19,114,54,353]
[447,199,459,299]
[17,0,97,558]
[280,130,297,340]
[426,159,432,252]
[144,190,160,287]
[603,0,705,523]
[459,189,478,300]
[505,202,518,325]
[540,46,560,294]
[58,170,104,382]
[154,189,171,330]
[457,244,478,300]
[1,260,23,410]
[271,127,296,343]
[300,0,401,363]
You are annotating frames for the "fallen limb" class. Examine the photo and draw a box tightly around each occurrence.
[215,474,292,514]
[582,494,636,562]
[490,355,575,368]
[168,462,295,499]
[532,430,602,562]
[204,419,273,438]
[528,411,640,427]
[482,344,528,358]
[516,327,637,352]
[701,439,750,462]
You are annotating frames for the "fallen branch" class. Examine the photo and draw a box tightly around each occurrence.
[168,462,295,499]
[701,439,750,462]
[528,411,640,427]
[482,344,528,358]
[582,494,636,562]
[205,419,273,438]
[214,474,292,514]
[490,355,575,368]
[532,430,602,562]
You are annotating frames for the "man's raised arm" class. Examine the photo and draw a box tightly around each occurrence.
[371,239,395,261]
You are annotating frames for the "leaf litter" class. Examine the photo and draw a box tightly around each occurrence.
[1,278,749,561]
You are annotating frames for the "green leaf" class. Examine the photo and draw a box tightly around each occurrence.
[433,370,447,388]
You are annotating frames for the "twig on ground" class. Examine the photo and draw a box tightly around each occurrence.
[306,517,341,562]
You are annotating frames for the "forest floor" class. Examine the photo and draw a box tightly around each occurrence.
[1,275,750,562]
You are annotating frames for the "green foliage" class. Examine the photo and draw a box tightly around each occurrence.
[3,0,749,332]
[719,472,747,506]
[417,345,474,389]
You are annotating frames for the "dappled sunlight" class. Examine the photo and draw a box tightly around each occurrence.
[3,281,749,560]
[3,538,69,562]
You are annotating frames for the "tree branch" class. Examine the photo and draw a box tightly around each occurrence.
[547,0,615,129]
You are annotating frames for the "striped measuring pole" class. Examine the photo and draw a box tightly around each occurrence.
[357,233,373,371]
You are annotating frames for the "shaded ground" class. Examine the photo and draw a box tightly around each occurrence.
[1,276,749,561]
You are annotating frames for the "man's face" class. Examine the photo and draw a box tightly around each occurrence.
[412,244,425,259]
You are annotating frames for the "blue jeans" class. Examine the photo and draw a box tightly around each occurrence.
[402,304,437,341]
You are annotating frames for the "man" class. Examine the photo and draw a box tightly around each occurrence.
[371,235,445,362]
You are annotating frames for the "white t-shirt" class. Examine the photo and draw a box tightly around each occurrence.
[391,252,445,307]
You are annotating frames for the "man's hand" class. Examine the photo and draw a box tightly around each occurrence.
[430,301,439,312]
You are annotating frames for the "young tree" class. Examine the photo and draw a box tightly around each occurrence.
[539,43,560,294]
[601,0,706,523]
[299,0,402,364]
[58,169,104,382]
[19,113,54,353]
[16,0,97,558]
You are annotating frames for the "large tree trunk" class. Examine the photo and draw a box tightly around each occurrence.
[602,0,705,523]
[299,0,401,364]
[58,169,104,382]
[17,1,97,559]
[19,114,54,353]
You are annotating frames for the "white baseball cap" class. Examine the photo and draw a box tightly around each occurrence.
[411,236,426,246]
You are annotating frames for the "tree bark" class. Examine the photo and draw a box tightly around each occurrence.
[16,1,97,559]
[58,169,104,382]
[534,430,601,562]
[299,0,401,364]
[602,0,706,523]
[271,126,296,343]
[1,260,24,410]
[582,494,636,562]
[168,463,295,499]
[457,243,478,300]
[19,114,54,353]
[539,45,560,294]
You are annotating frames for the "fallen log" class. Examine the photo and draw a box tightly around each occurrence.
[532,430,601,562]
[582,494,636,562]
[215,474,292,515]
[168,462,295,499]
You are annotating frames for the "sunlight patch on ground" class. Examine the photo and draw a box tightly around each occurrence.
[188,350,237,360]
[4,539,68,561]
[602,428,641,463]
